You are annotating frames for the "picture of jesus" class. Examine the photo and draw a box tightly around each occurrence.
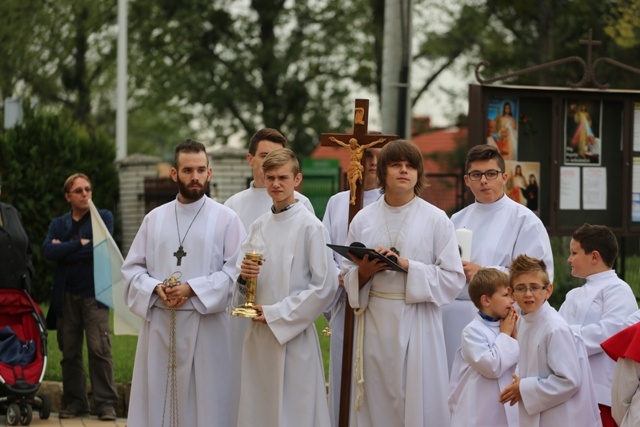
[487,97,519,160]
[564,100,602,165]
[505,160,541,216]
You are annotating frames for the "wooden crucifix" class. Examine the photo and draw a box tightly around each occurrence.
[320,99,398,427]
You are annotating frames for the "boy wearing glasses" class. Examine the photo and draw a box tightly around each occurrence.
[448,268,519,426]
[559,224,637,427]
[444,144,553,372]
[499,255,600,427]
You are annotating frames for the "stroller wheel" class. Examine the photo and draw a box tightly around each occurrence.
[6,403,20,426]
[19,403,33,425]
[37,394,51,420]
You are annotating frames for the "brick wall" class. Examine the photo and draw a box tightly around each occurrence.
[117,147,252,256]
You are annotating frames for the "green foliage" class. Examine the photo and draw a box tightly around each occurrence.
[42,307,331,384]
[0,0,118,127]
[606,1,640,48]
[548,235,584,309]
[128,0,377,155]
[411,1,640,111]
[0,106,119,302]
[128,103,193,161]
[483,1,638,88]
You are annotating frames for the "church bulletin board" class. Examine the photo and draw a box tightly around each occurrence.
[468,84,640,236]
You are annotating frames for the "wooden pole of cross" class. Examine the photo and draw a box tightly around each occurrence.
[320,99,398,427]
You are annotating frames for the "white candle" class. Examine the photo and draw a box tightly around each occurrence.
[456,229,473,262]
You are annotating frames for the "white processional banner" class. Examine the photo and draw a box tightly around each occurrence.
[90,200,140,335]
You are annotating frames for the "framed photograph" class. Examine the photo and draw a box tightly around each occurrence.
[486,97,519,160]
[505,160,541,216]
[564,100,602,165]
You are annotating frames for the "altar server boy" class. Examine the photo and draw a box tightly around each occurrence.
[559,223,637,427]
[449,268,519,426]
[235,148,337,427]
[499,255,601,427]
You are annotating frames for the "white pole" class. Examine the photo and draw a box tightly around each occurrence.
[381,0,412,138]
[116,0,128,160]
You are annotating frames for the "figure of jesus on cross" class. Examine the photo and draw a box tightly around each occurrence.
[329,136,387,205]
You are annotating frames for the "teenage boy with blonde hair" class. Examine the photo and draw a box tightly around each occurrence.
[499,255,600,427]
[224,128,314,425]
[559,223,637,427]
[236,148,337,427]
[449,268,519,426]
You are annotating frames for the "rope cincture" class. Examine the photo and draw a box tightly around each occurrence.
[354,289,405,411]
[162,272,181,427]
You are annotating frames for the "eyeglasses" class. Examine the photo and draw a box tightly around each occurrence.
[467,170,502,181]
[513,285,548,295]
[69,187,92,194]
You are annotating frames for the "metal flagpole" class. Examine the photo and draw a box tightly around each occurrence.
[116,0,128,160]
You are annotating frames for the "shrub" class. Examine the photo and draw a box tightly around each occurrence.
[0,106,119,302]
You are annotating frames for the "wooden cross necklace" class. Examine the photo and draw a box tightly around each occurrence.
[174,197,206,266]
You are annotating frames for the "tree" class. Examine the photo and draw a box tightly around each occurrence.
[128,0,379,155]
[0,0,119,128]
[410,0,640,111]
[0,106,119,302]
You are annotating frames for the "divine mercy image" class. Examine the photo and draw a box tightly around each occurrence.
[565,99,602,165]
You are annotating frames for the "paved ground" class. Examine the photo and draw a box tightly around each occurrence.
[0,413,127,426]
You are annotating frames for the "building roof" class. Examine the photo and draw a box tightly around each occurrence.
[412,126,468,175]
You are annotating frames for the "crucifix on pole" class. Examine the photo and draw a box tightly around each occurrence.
[320,99,398,427]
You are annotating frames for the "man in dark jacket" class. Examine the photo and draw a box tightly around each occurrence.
[43,173,117,421]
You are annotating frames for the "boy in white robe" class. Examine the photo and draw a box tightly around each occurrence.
[223,128,313,426]
[449,268,519,426]
[499,255,601,427]
[601,321,640,427]
[236,148,337,427]
[322,147,382,427]
[343,139,465,427]
[446,144,553,372]
[224,128,314,229]
[122,140,246,427]
[559,223,637,427]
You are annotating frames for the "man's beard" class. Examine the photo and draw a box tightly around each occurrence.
[177,178,208,202]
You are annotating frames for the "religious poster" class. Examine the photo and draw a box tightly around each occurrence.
[564,99,602,165]
[487,97,518,161]
[505,160,540,215]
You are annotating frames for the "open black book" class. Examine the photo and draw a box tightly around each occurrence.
[327,243,408,273]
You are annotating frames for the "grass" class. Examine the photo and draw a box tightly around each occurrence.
[41,301,332,384]
[41,302,138,384]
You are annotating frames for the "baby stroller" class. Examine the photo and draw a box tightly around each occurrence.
[0,288,51,425]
